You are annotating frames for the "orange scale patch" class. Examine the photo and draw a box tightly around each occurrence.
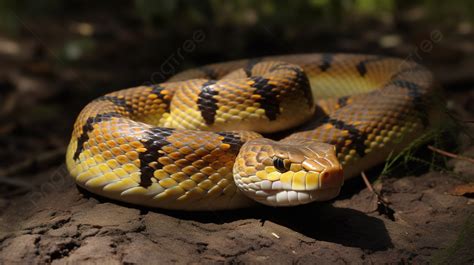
[163,164,179,174]
[210,161,224,170]
[111,147,123,156]
[126,151,138,161]
[102,150,113,160]
[200,167,215,175]
[192,160,206,168]
[209,173,222,183]
[221,155,234,163]
[83,142,90,149]
[171,172,188,182]
[106,140,117,148]
[95,135,104,142]
[214,147,227,155]
[136,147,147,153]
[188,143,201,150]
[195,148,209,156]
[162,146,176,153]
[112,132,122,138]
[202,155,215,163]
[158,157,173,165]
[179,146,194,155]
[191,172,207,183]
[129,141,142,149]
[133,159,141,167]
[175,159,190,167]
[98,143,108,151]
[116,155,129,164]
[116,138,127,145]
[182,166,198,175]
[90,146,101,155]
[92,129,101,137]
[125,135,137,142]
[118,144,132,153]
[204,143,216,151]
[103,133,113,141]
[184,153,199,161]
[169,152,183,160]
[147,161,158,169]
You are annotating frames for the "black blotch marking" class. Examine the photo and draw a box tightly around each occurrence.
[197,80,219,125]
[356,62,367,77]
[151,85,172,112]
[337,96,349,108]
[244,58,262,77]
[356,56,385,77]
[319,53,333,71]
[268,63,313,107]
[73,112,121,160]
[200,66,219,80]
[95,96,133,114]
[390,79,429,126]
[324,117,367,157]
[138,127,174,187]
[250,76,280,120]
[216,132,244,154]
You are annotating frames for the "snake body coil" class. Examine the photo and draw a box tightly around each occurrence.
[66,54,435,210]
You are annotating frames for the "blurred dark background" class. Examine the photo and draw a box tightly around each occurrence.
[0,0,472,181]
[0,3,473,263]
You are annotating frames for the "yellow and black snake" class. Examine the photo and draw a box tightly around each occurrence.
[66,53,435,210]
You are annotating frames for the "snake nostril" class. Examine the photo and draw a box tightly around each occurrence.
[320,169,344,189]
[320,171,328,180]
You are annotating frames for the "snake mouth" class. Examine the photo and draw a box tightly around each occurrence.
[235,167,344,206]
[251,187,342,206]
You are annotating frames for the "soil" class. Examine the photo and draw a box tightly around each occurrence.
[0,168,473,264]
[0,5,473,264]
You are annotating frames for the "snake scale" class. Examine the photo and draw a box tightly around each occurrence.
[66,53,435,210]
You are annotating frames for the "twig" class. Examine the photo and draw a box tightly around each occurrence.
[361,172,395,221]
[427,145,474,164]
[360,172,390,205]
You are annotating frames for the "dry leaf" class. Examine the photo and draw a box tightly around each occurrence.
[449,183,474,197]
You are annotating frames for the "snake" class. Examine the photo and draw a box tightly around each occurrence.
[66,53,435,210]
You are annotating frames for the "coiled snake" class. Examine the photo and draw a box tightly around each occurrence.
[66,54,435,210]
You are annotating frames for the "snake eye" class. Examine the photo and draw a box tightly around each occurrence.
[273,157,289,172]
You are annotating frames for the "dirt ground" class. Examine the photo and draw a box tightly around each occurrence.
[0,6,473,264]
[0,164,473,264]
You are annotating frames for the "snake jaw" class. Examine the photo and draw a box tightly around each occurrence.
[233,173,342,206]
[234,168,343,206]
[234,139,344,206]
[258,188,342,206]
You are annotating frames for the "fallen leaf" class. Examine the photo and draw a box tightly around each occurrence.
[449,183,474,197]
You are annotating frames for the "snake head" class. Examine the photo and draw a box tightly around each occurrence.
[234,138,344,206]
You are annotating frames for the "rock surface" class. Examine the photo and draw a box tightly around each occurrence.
[0,168,472,264]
